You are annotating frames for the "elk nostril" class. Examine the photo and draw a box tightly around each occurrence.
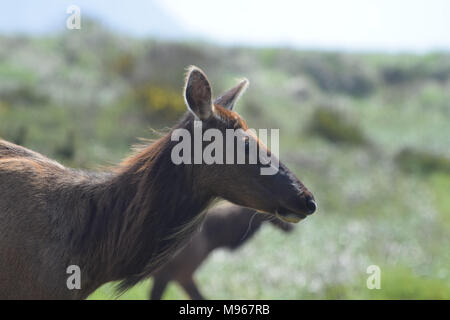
[306,199,317,214]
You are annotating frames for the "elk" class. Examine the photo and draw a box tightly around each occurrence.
[149,202,293,300]
[0,66,316,299]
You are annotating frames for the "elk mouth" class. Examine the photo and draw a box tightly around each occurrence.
[275,206,307,223]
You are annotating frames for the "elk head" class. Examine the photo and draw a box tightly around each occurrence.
[174,66,316,223]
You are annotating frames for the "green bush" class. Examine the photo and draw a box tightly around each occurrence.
[0,84,48,106]
[129,84,186,122]
[300,54,376,97]
[310,107,368,145]
[395,148,450,175]
[380,54,450,85]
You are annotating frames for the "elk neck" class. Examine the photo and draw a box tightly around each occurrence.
[70,115,214,293]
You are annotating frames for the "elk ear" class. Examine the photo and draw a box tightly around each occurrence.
[214,79,249,110]
[184,66,213,120]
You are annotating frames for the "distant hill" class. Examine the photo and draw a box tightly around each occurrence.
[0,0,188,38]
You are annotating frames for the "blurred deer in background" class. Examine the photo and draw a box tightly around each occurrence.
[0,66,315,299]
[149,203,293,300]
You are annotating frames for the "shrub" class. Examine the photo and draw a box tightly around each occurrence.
[395,148,450,175]
[132,84,186,121]
[0,84,48,106]
[111,53,136,78]
[300,54,375,97]
[310,107,367,145]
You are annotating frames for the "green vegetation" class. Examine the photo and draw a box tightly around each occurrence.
[310,107,368,145]
[395,148,450,175]
[1,23,449,299]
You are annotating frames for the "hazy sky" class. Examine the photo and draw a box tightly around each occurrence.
[157,0,450,52]
[1,0,449,52]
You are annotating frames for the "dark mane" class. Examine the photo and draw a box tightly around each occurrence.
[64,113,213,295]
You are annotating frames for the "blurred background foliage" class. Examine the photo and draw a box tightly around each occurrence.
[0,21,449,299]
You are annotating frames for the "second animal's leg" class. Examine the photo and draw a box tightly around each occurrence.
[150,277,169,300]
[179,277,205,300]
